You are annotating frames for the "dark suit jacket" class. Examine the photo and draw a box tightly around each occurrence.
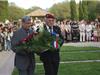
[44,25,64,47]
[11,27,35,70]
[40,24,64,62]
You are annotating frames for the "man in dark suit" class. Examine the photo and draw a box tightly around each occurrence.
[11,16,35,75]
[40,14,64,75]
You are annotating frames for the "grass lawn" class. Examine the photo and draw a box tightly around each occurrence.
[35,51,100,63]
[12,46,100,75]
[58,62,100,75]
[60,52,100,61]
[12,62,100,75]
[61,46,100,52]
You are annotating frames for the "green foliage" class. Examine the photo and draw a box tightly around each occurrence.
[0,1,8,21]
[96,1,100,16]
[70,0,78,20]
[49,1,70,21]
[49,0,98,21]
[87,1,96,21]
[81,1,88,20]
[1,0,100,22]
[79,1,84,20]
[79,0,99,21]
[8,3,25,20]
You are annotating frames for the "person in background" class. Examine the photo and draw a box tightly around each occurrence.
[65,21,71,42]
[3,27,8,50]
[79,20,86,42]
[71,21,79,42]
[6,28,13,51]
[60,21,66,41]
[11,16,35,75]
[85,21,92,42]
[97,24,100,41]
[93,23,98,42]
[0,24,4,51]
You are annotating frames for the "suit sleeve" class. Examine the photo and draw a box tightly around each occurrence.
[11,31,28,55]
[56,26,64,47]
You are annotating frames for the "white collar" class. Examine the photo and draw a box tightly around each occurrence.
[46,25,53,33]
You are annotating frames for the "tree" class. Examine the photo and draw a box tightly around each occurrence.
[81,1,88,20]
[8,2,25,20]
[96,1,100,17]
[70,0,77,20]
[79,0,98,21]
[87,1,97,21]
[0,0,8,21]
[49,1,70,21]
[79,1,84,20]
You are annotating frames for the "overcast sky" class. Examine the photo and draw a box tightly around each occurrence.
[8,0,79,9]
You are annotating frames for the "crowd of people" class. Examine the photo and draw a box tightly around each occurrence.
[0,21,16,51]
[58,19,100,42]
[33,18,100,42]
[0,17,100,51]
[0,14,100,75]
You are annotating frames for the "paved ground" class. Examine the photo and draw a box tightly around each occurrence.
[0,51,15,75]
[0,42,100,75]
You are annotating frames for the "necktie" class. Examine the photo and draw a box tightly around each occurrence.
[49,26,52,33]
